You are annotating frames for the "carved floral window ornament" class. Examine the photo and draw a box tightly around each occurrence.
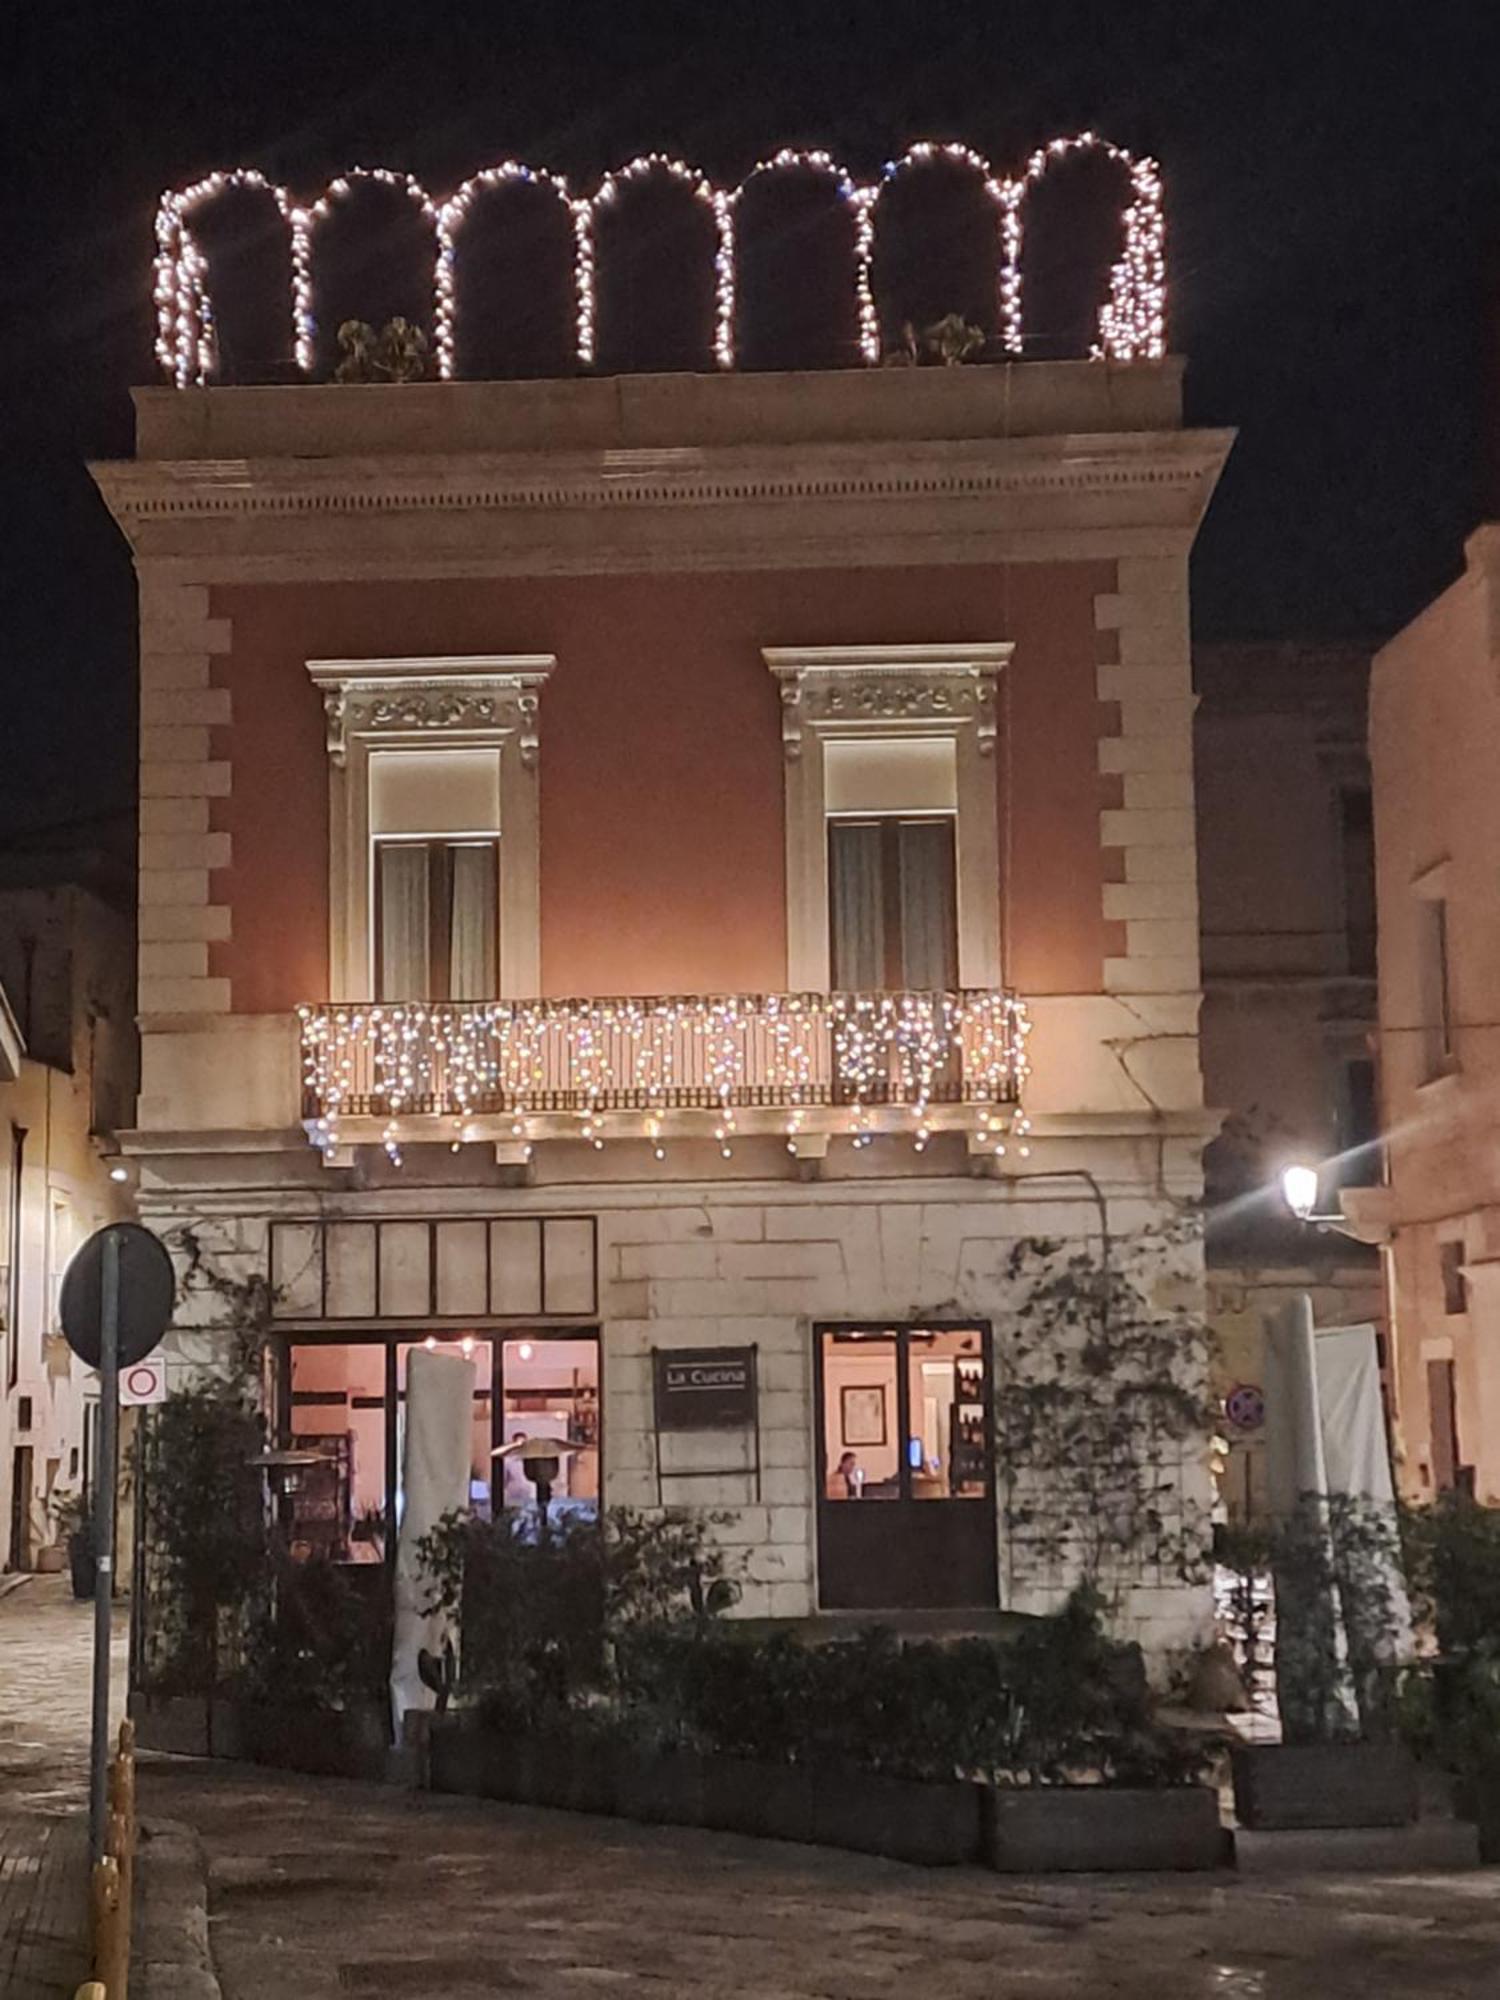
[763,644,1011,992]
[306,655,555,1002]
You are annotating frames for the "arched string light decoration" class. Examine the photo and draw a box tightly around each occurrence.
[290,169,440,374]
[154,132,1165,388]
[725,148,879,366]
[434,162,576,380]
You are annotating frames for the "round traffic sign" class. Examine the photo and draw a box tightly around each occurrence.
[1224,1381,1266,1432]
[60,1223,175,1369]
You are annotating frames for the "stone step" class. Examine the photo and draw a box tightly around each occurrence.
[1234,1819,1482,1875]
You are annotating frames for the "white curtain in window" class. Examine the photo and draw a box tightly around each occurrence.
[378,844,430,1000]
[828,821,884,989]
[898,819,957,988]
[448,843,498,1001]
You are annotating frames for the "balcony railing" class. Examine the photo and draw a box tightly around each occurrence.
[298,990,1030,1156]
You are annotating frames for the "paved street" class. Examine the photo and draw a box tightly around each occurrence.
[139,1756,1500,2000]
[6,1576,1499,1999]
[0,1572,129,1997]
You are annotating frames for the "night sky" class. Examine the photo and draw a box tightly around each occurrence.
[3,1,1498,862]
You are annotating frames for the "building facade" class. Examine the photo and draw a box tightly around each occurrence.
[0,883,135,1570]
[1365,526,1500,1502]
[1194,642,1384,1517]
[96,328,1230,1649]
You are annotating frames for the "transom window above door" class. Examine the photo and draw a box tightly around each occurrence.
[307,655,554,1003]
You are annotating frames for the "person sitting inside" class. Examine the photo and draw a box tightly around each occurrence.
[827,1449,864,1499]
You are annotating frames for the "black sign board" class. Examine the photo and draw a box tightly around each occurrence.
[653,1347,757,1431]
[60,1222,175,1370]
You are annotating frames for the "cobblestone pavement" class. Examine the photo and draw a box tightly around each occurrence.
[139,1757,1500,2000]
[0,1573,130,1997]
[0,1572,128,1806]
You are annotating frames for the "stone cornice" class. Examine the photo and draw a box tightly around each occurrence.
[91,428,1234,579]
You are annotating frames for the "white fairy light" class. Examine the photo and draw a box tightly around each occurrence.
[154,169,295,387]
[999,131,1165,361]
[298,989,1029,1162]
[872,143,1010,351]
[435,163,574,380]
[154,131,1166,383]
[297,169,439,375]
[729,148,875,364]
[584,155,733,369]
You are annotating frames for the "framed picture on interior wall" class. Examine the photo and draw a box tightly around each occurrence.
[841,1384,887,1448]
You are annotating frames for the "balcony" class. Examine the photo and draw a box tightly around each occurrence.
[298,989,1030,1162]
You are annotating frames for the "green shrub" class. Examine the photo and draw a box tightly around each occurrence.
[625,1587,1201,1786]
[141,1379,268,1695]
[1397,1498,1500,1781]
[245,1553,393,1711]
[418,1506,740,1726]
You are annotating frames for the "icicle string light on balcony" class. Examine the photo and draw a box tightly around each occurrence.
[297,990,1031,1160]
[154,132,1165,386]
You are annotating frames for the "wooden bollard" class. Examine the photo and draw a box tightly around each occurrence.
[117,1717,136,1759]
[74,1983,108,2000]
[108,1750,136,1844]
[92,1853,128,1999]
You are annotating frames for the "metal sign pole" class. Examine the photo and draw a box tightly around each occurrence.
[88,1226,121,1867]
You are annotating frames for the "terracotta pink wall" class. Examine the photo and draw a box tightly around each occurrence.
[209,562,1115,1011]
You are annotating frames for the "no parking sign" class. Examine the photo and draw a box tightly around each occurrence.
[119,1356,168,1406]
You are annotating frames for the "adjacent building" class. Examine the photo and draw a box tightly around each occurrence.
[1364,525,1500,1501]
[0,881,135,1570]
[1194,641,1384,1517]
[93,144,1231,1655]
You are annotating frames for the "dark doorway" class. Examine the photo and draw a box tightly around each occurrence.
[9,1444,33,1570]
[815,1322,997,1610]
[1428,1357,1460,1492]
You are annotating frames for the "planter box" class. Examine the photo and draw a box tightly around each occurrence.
[238,1701,390,1782]
[129,1693,244,1760]
[983,1785,1228,1873]
[812,1767,981,1866]
[614,1746,707,1827]
[1230,1743,1417,1830]
[702,1757,816,1846]
[426,1724,981,1865]
[1453,1773,1500,1863]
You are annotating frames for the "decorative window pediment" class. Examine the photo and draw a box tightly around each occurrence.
[307,655,555,1002]
[764,644,1012,991]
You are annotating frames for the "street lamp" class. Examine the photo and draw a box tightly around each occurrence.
[1278,1161,1363,1237]
[1280,1163,1321,1223]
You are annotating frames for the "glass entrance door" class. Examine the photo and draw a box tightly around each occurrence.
[815,1323,997,1610]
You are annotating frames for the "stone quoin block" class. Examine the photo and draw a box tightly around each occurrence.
[1097,732,1192,774]
[138,941,209,980]
[139,760,231,799]
[140,685,232,727]
[141,725,212,764]
[139,652,212,690]
[140,796,211,834]
[137,975,232,1015]
[138,831,232,872]
[137,904,230,942]
[1102,880,1198,922]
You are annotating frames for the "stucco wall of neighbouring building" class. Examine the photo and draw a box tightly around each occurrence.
[1370,527,1500,1502]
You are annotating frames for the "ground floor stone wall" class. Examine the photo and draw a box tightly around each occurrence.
[139,1172,1214,1662]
